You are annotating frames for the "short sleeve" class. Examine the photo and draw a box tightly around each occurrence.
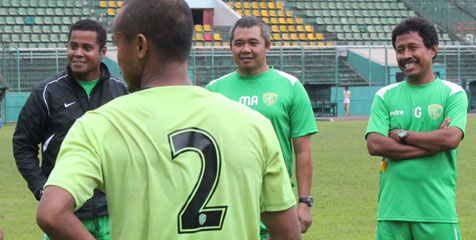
[365,94,390,139]
[289,81,318,138]
[445,91,468,137]
[260,122,296,212]
[44,116,104,211]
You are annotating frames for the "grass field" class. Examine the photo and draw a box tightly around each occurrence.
[1,118,475,239]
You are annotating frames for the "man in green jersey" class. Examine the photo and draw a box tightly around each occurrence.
[366,17,468,240]
[13,19,129,240]
[206,16,318,238]
[36,1,302,239]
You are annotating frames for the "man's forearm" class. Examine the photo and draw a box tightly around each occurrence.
[295,151,312,197]
[403,127,462,152]
[367,133,434,160]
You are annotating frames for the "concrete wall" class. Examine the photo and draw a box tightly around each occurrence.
[213,0,240,26]
[331,86,380,116]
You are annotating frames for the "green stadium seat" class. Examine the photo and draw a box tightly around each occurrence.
[11,0,20,7]
[1,0,10,7]
[52,26,60,33]
[38,0,47,7]
[57,0,64,7]
[326,25,335,32]
[29,0,38,7]
[354,10,362,17]
[13,25,22,33]
[55,8,64,16]
[31,34,40,43]
[65,0,73,7]
[18,8,27,16]
[60,34,68,42]
[383,25,392,32]
[41,34,49,42]
[8,8,18,15]
[367,25,375,32]
[50,34,59,42]
[34,16,44,24]
[64,8,73,16]
[36,8,45,15]
[72,17,80,23]
[44,17,53,24]
[23,25,32,33]
[24,16,34,24]
[32,25,41,33]
[73,9,82,16]
[337,33,345,40]
[47,0,55,7]
[375,25,383,32]
[27,8,36,15]
[61,25,69,33]
[2,34,10,42]
[356,18,364,25]
[15,16,24,24]
[42,25,51,33]
[75,1,82,7]
[316,17,324,25]
[351,25,359,32]
[53,17,62,25]
[12,34,21,42]
[21,34,30,42]
[0,8,7,15]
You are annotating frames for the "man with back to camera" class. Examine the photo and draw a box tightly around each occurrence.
[35,0,302,239]
[366,17,467,240]
[13,19,129,239]
[206,16,318,238]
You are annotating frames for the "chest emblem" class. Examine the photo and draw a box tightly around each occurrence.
[263,93,278,106]
[428,104,443,120]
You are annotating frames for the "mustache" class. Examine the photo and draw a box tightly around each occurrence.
[399,58,419,66]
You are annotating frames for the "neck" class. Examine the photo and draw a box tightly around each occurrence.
[140,60,192,88]
[406,71,436,85]
[238,65,270,76]
[73,69,100,82]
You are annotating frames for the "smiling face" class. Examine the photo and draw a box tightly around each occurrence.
[67,30,105,82]
[231,26,270,76]
[395,31,437,84]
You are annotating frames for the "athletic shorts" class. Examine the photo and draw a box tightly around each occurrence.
[44,215,110,240]
[376,221,461,240]
[260,221,269,240]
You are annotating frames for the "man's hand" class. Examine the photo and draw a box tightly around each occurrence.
[388,129,399,142]
[297,203,312,233]
[439,117,451,129]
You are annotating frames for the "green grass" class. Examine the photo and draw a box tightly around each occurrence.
[1,119,475,239]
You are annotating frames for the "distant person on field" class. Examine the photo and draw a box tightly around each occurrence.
[343,86,351,116]
[366,17,467,240]
[36,0,302,239]
[12,19,129,240]
[206,16,318,238]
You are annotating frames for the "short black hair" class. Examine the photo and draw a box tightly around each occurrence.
[115,0,193,62]
[392,17,438,51]
[68,19,107,50]
[229,16,271,44]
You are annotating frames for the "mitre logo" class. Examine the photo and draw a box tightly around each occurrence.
[428,104,443,120]
[263,93,278,106]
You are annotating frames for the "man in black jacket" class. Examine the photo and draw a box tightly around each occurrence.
[13,19,128,239]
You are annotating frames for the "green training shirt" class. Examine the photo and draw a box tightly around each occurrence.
[76,78,99,96]
[366,77,468,223]
[46,86,295,240]
[206,68,318,180]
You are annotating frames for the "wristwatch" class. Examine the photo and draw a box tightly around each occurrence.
[298,196,314,207]
[397,129,407,143]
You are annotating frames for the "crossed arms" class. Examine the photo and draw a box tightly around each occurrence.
[367,117,463,160]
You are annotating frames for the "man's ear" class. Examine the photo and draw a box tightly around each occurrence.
[136,34,148,58]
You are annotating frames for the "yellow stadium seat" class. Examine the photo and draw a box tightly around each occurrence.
[195,42,203,47]
[262,17,269,24]
[100,1,107,8]
[213,33,222,41]
[290,33,298,41]
[296,25,305,32]
[271,25,279,32]
[288,25,297,32]
[287,18,295,24]
[279,18,286,24]
[244,9,252,16]
[299,33,308,41]
[243,2,251,9]
[222,42,230,47]
[305,25,313,32]
[270,18,278,25]
[277,11,285,17]
[259,2,267,9]
[309,41,317,46]
[117,1,123,7]
[251,2,259,9]
[269,10,277,17]
[195,25,204,32]
[107,8,115,16]
[292,42,300,46]
[236,10,243,16]
[327,42,334,46]
[282,33,290,40]
[268,2,276,9]
[318,42,325,46]
[296,18,303,25]
[252,10,260,16]
[283,42,290,46]
[307,33,316,40]
[276,2,283,9]
[273,33,282,41]
[316,33,324,40]
[195,33,204,41]
[302,42,308,46]
[108,1,116,8]
[205,42,212,47]
[204,24,212,32]
[234,2,242,8]
[286,10,293,17]
[279,25,288,32]
[214,42,221,47]
[261,10,269,17]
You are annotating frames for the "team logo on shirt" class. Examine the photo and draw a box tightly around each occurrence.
[263,93,278,106]
[428,104,443,120]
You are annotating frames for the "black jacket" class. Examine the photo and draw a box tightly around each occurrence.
[13,62,129,219]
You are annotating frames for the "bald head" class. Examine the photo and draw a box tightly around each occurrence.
[113,0,193,62]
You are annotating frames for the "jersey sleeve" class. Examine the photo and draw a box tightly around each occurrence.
[44,115,104,211]
[365,94,390,138]
[445,90,468,137]
[290,81,318,138]
[260,121,296,212]
[204,81,215,92]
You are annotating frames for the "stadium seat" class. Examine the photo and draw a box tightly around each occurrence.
[107,9,115,16]
[288,25,296,32]
[108,1,116,7]
[271,25,279,32]
[195,25,204,32]
[261,10,269,17]
[32,25,41,33]
[276,2,283,9]
[277,11,285,17]
[262,17,269,24]
[307,33,316,40]
[243,2,251,9]
[305,25,313,32]
[252,10,260,17]
[100,1,107,7]
[204,25,212,32]
[299,33,307,41]
[287,18,295,25]
[272,33,282,41]
[204,34,213,41]
[316,33,324,40]
[213,33,222,41]
[279,25,288,32]
[251,2,258,9]
[282,33,290,41]
[269,10,277,17]
[279,18,286,24]
[195,33,204,41]
[259,2,267,9]
[117,1,123,7]
[271,18,278,25]
[296,25,304,32]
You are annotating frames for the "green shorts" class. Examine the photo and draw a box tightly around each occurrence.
[260,221,268,240]
[44,215,110,240]
[376,221,461,240]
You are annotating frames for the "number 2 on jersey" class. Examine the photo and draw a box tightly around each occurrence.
[168,127,228,233]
